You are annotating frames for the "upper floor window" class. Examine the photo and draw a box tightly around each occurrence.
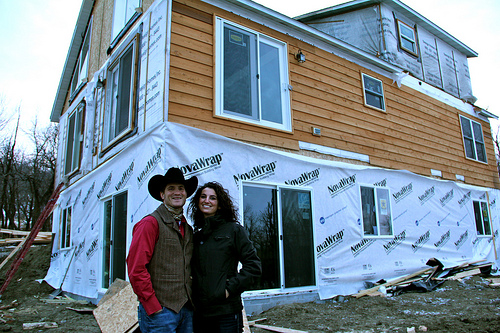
[102,36,139,151]
[70,22,92,97]
[397,20,418,56]
[473,200,491,236]
[361,73,385,111]
[60,207,72,249]
[112,0,141,41]
[215,18,291,131]
[359,185,393,237]
[459,115,487,163]
[64,102,85,176]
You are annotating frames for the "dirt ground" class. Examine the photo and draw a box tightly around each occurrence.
[0,244,499,332]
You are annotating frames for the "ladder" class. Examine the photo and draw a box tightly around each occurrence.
[0,182,64,295]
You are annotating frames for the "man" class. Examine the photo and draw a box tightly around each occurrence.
[127,167,198,333]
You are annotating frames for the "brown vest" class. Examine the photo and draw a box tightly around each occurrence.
[148,204,193,313]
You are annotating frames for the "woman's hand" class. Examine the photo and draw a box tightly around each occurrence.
[225,289,229,298]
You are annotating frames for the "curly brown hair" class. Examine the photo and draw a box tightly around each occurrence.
[188,181,238,226]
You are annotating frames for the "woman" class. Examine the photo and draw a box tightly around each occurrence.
[188,182,261,333]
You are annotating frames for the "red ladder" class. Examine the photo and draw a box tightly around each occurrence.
[0,182,64,295]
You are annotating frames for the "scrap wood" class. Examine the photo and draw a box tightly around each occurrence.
[0,301,18,310]
[93,278,138,333]
[251,323,308,333]
[22,321,58,329]
[242,308,251,333]
[67,306,93,313]
[0,238,27,271]
[41,296,89,304]
[125,322,139,333]
[447,268,482,280]
[354,267,433,298]
[486,277,500,287]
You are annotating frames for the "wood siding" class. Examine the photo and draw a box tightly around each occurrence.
[168,0,499,189]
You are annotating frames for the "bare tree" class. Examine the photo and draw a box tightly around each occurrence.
[20,120,58,230]
[0,112,21,229]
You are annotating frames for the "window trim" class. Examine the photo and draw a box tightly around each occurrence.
[240,181,317,292]
[60,206,72,250]
[101,34,140,154]
[101,190,129,290]
[459,115,488,164]
[473,199,492,237]
[111,0,142,44]
[361,73,386,112]
[396,19,418,57]
[214,17,292,132]
[359,184,394,238]
[64,101,85,177]
[69,19,92,100]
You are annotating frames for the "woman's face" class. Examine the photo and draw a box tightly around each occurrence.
[199,187,218,218]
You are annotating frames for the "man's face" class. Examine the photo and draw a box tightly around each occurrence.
[160,183,187,208]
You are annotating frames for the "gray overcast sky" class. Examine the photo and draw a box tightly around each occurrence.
[0,0,498,143]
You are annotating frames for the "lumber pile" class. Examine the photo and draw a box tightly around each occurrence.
[0,228,52,245]
[353,258,493,298]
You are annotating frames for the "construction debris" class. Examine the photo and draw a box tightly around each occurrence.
[93,278,138,333]
[22,321,58,330]
[0,229,52,245]
[353,258,494,298]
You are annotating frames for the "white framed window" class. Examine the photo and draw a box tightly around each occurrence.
[70,21,92,96]
[359,185,393,237]
[64,102,85,176]
[397,20,418,56]
[111,0,141,42]
[459,115,487,163]
[361,73,385,111]
[60,207,72,249]
[102,36,139,151]
[102,191,128,288]
[242,183,315,290]
[473,200,491,236]
[215,18,291,131]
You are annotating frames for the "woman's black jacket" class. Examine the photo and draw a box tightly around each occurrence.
[191,214,261,317]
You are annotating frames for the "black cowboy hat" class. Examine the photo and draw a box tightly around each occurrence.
[148,167,198,201]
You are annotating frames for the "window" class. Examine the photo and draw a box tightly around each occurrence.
[473,200,491,236]
[360,185,393,237]
[397,20,418,56]
[60,207,72,249]
[70,22,91,96]
[64,102,85,176]
[242,184,315,290]
[215,18,291,131]
[102,191,128,288]
[460,115,487,163]
[111,0,141,41]
[361,73,385,111]
[102,37,139,150]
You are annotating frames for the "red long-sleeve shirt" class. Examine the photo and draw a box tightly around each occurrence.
[126,215,187,315]
[127,216,162,315]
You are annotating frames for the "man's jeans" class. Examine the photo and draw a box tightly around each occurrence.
[138,303,193,333]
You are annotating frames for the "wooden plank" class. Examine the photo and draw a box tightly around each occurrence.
[448,268,481,280]
[354,267,433,298]
[93,279,138,333]
[251,323,308,333]
[0,238,27,271]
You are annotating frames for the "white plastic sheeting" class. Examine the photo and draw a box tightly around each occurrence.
[45,122,500,301]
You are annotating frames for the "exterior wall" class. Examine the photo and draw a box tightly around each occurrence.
[167,0,499,189]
